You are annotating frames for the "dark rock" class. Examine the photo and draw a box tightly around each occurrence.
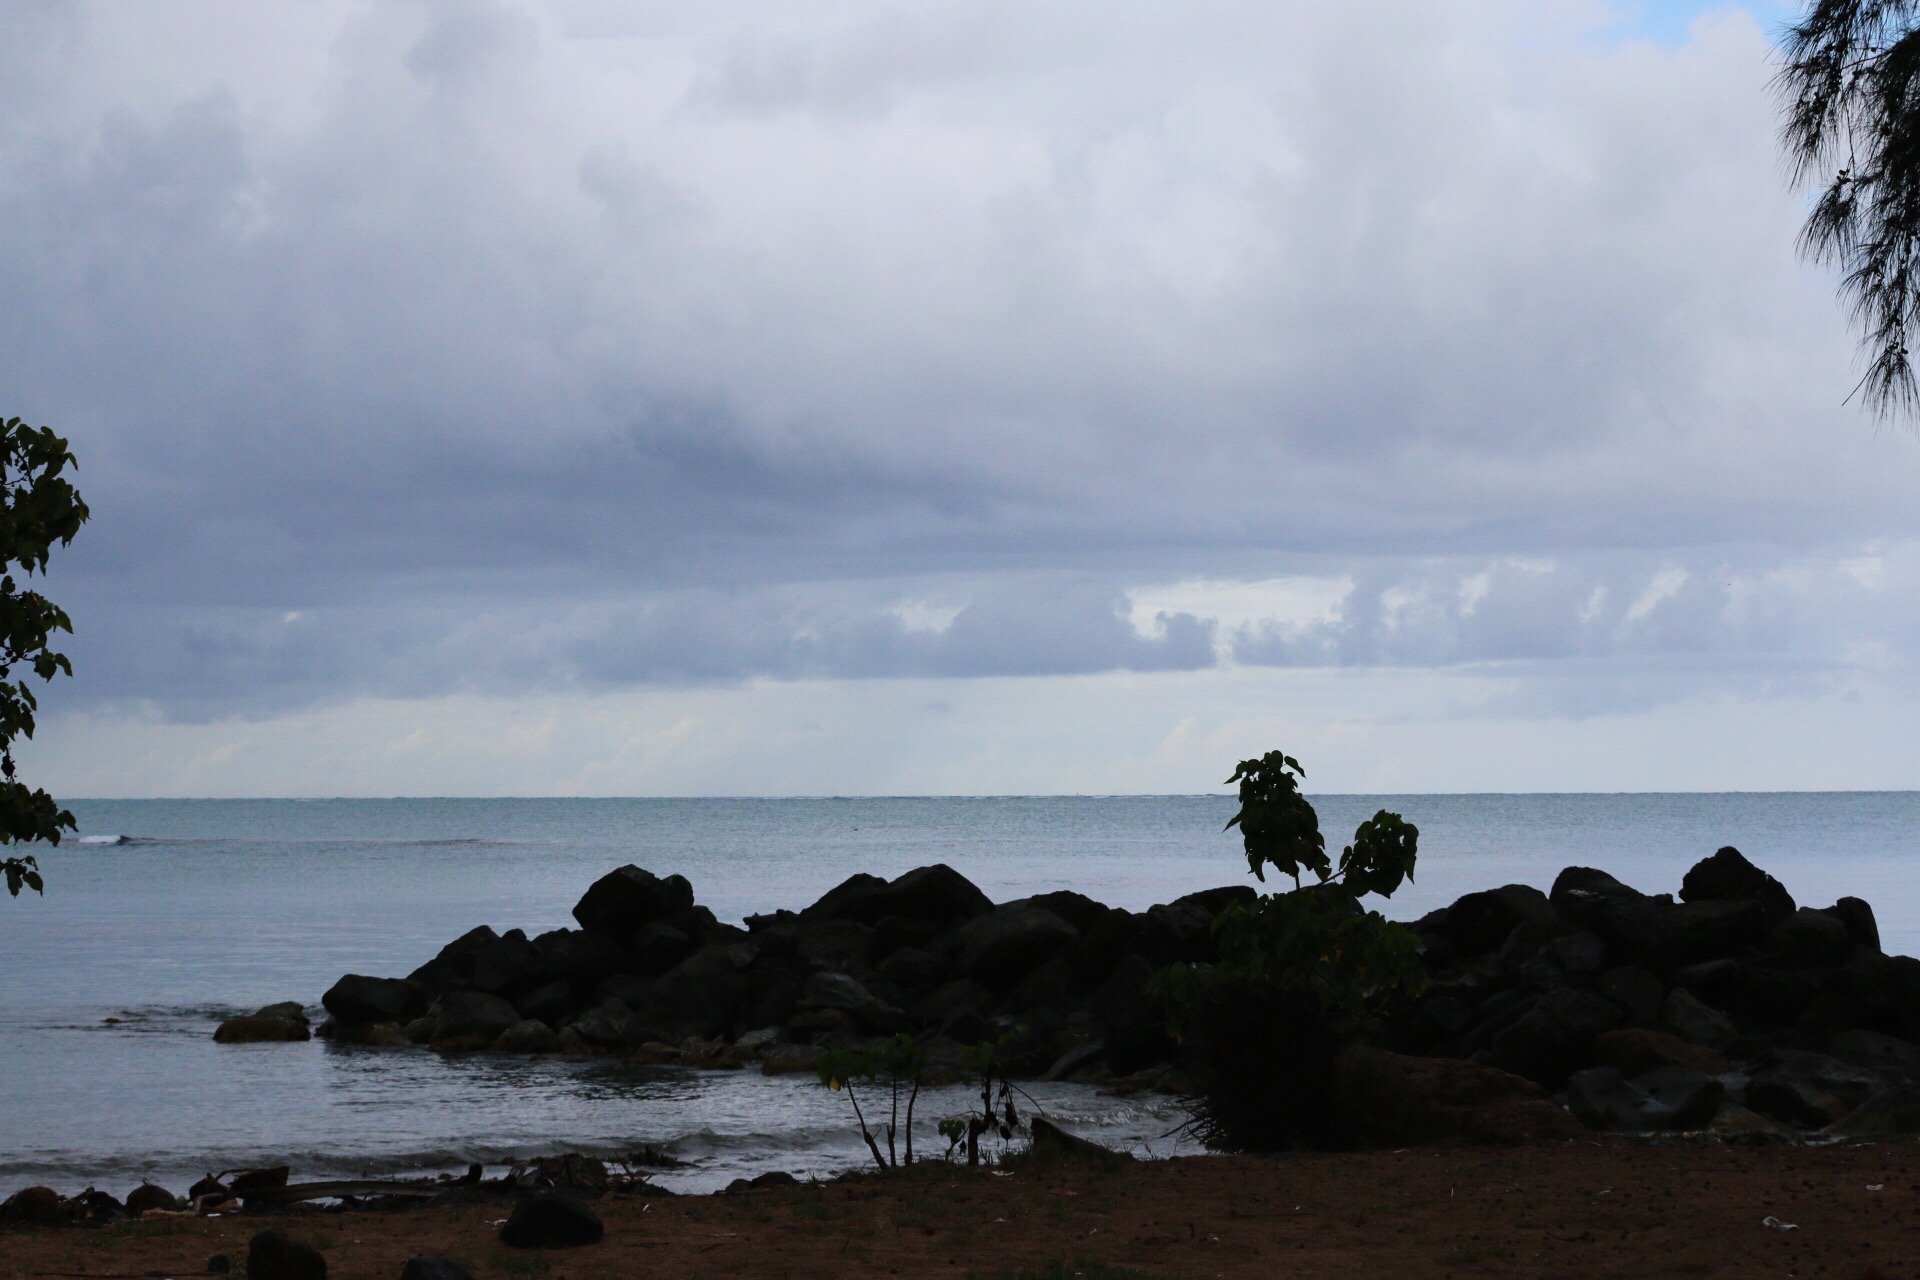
[862,864,995,924]
[628,920,695,976]
[429,990,522,1044]
[1660,987,1738,1052]
[1591,1028,1733,1077]
[783,1007,859,1042]
[1074,909,1138,984]
[1013,891,1112,936]
[1826,1085,1920,1136]
[321,975,424,1024]
[1335,1045,1584,1145]
[1404,994,1473,1050]
[572,865,695,939]
[799,972,905,1031]
[569,999,635,1046]
[247,1229,327,1280]
[468,929,540,993]
[1425,954,1505,1008]
[515,980,573,1025]
[1044,1039,1107,1080]
[594,973,654,1006]
[1635,1065,1726,1128]
[1680,846,1796,929]
[1745,1050,1889,1128]
[493,1019,560,1053]
[1765,908,1853,970]
[794,920,875,972]
[1443,884,1556,957]
[915,977,996,1029]
[207,1256,231,1274]
[877,945,953,991]
[532,929,628,987]
[125,1183,182,1215]
[1549,867,1645,918]
[1824,897,1881,952]
[627,944,758,1041]
[254,1002,311,1024]
[871,915,942,958]
[1,1186,63,1224]
[733,968,805,1036]
[498,1193,604,1249]
[1597,966,1664,1024]
[1517,954,1566,994]
[744,909,797,933]
[1009,952,1080,1013]
[1830,1028,1920,1079]
[400,1257,476,1280]
[229,1167,290,1197]
[800,873,889,922]
[215,1015,312,1043]
[955,904,1080,989]
[1029,1116,1133,1163]
[1742,966,1826,1023]
[1566,1064,1721,1131]
[1488,987,1623,1085]
[188,1175,227,1201]
[1543,931,1608,975]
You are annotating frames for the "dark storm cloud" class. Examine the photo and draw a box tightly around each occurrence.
[3,0,1915,719]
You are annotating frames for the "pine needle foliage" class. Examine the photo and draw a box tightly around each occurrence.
[1780,0,1920,414]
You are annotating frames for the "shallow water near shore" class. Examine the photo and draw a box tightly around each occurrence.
[6,792,1918,1192]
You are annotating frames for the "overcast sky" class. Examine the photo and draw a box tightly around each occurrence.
[8,0,1918,797]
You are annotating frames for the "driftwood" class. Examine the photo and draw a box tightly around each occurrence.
[240,1180,440,1206]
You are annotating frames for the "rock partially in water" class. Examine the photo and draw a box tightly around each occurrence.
[322,975,425,1024]
[215,1015,311,1044]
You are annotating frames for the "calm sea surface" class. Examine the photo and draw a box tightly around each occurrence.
[4,793,1918,1192]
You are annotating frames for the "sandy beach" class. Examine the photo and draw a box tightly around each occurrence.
[5,1140,1917,1280]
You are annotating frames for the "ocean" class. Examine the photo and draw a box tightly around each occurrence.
[4,793,1917,1193]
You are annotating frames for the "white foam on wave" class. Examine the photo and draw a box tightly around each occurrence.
[77,834,130,845]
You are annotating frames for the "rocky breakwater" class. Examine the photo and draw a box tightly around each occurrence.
[1392,846,1920,1137]
[311,863,1252,1082]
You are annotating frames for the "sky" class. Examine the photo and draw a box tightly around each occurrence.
[7,0,1919,797]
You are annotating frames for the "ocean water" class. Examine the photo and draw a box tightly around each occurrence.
[4,793,1918,1193]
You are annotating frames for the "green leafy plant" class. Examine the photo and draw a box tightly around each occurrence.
[817,1033,926,1171]
[0,418,87,899]
[1167,751,1426,1017]
[937,1034,1026,1166]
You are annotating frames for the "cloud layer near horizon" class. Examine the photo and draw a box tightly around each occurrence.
[7,0,1919,792]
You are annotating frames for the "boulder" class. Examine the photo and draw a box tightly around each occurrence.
[627,944,758,1042]
[914,978,996,1032]
[1824,897,1881,952]
[400,1258,476,1280]
[1596,966,1665,1025]
[1745,1050,1890,1128]
[514,980,573,1025]
[955,904,1080,990]
[1028,1116,1132,1164]
[794,920,875,972]
[877,945,953,991]
[799,972,905,1032]
[1335,1045,1584,1145]
[498,1193,604,1249]
[215,1015,311,1044]
[124,1183,181,1215]
[627,920,695,976]
[800,864,996,928]
[1764,908,1853,970]
[1,1186,63,1225]
[1679,846,1796,929]
[1830,1028,1920,1079]
[247,1230,327,1280]
[1825,1085,1920,1136]
[1488,987,1624,1085]
[1590,1028,1733,1077]
[571,865,694,939]
[317,1018,411,1046]
[1013,891,1112,935]
[429,991,521,1044]
[532,929,628,987]
[1660,988,1738,1052]
[254,1001,310,1025]
[493,1019,560,1053]
[1565,1065,1722,1132]
[321,975,424,1024]
[1443,884,1557,957]
[870,915,942,957]
[567,999,635,1047]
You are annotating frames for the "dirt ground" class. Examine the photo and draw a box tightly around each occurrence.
[5,1140,1919,1280]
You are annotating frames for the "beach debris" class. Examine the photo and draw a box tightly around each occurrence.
[399,1258,474,1280]
[497,1192,605,1249]
[0,1186,63,1225]
[247,1229,327,1280]
[125,1184,182,1216]
[1761,1215,1799,1231]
